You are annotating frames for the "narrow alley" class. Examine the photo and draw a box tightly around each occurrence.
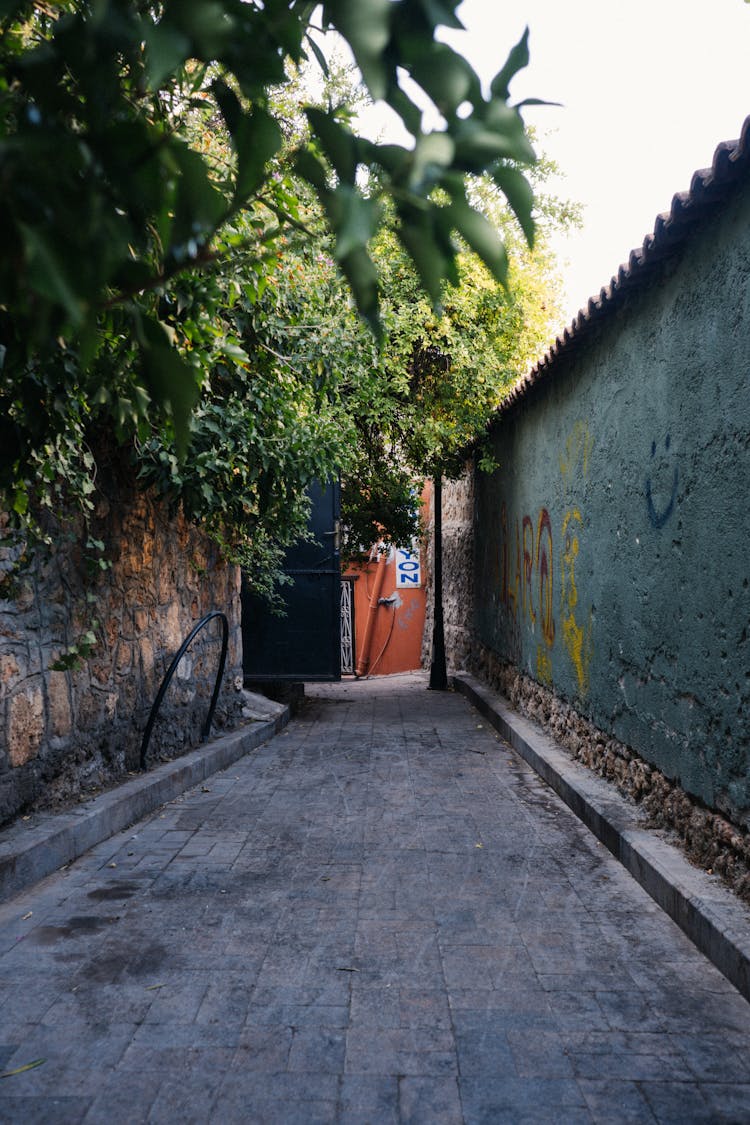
[1,674,749,1123]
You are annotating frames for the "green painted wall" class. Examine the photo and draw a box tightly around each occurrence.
[475,185,750,825]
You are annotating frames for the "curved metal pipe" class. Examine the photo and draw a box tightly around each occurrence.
[139,611,229,771]
[354,553,388,678]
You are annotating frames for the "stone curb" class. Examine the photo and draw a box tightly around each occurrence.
[453,672,750,1003]
[0,707,290,903]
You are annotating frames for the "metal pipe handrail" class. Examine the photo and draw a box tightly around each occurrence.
[139,611,229,771]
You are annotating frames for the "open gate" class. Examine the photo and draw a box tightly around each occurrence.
[241,479,342,682]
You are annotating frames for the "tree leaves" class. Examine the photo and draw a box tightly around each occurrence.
[398,39,480,119]
[305,108,361,184]
[442,201,509,287]
[322,0,392,100]
[17,223,85,327]
[161,1,236,58]
[139,317,203,459]
[303,8,539,337]
[0,0,545,520]
[142,22,190,90]
[491,165,536,247]
[213,81,282,203]
[490,27,531,101]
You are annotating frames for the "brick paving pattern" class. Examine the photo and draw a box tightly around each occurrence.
[1,673,749,1123]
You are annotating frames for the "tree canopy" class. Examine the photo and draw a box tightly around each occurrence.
[0,0,571,600]
[336,158,577,553]
[1,1,540,469]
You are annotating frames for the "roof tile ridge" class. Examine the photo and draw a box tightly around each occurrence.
[494,116,750,420]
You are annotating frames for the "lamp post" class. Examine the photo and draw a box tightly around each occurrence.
[429,474,448,690]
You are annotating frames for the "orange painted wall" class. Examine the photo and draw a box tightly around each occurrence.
[343,546,427,677]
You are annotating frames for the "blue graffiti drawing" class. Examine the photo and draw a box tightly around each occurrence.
[645,434,678,528]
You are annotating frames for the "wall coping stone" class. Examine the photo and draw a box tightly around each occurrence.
[0,695,289,902]
[453,672,750,1004]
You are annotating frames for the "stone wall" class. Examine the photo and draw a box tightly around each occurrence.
[429,471,474,672]
[421,473,475,672]
[0,459,243,824]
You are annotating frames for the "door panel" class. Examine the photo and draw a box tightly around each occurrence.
[241,479,341,682]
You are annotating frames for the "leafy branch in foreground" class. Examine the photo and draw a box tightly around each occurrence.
[1,0,542,487]
[0,1,565,606]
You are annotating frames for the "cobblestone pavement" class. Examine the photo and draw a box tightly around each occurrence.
[1,673,750,1124]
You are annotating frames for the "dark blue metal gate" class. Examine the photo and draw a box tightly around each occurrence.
[241,479,341,682]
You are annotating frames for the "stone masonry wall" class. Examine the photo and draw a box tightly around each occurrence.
[421,472,475,673]
[0,464,243,824]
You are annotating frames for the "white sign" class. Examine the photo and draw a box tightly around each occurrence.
[395,547,421,588]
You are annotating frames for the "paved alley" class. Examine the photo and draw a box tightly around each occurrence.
[1,673,749,1123]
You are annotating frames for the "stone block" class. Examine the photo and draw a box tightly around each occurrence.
[91,656,113,686]
[161,601,182,652]
[103,690,118,721]
[47,671,72,738]
[141,533,154,570]
[104,616,119,649]
[14,578,35,613]
[119,541,143,579]
[8,681,45,766]
[115,641,133,674]
[76,684,102,731]
[139,636,155,676]
[0,652,21,685]
[133,608,150,635]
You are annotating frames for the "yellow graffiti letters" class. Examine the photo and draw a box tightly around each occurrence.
[561,509,593,696]
[559,421,594,483]
[536,645,553,686]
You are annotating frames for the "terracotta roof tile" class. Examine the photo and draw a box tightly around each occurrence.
[498,116,750,413]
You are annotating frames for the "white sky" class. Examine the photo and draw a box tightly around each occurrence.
[441,0,750,327]
[357,1,750,331]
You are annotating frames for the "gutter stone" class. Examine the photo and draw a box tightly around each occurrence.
[0,699,289,902]
[453,671,750,1003]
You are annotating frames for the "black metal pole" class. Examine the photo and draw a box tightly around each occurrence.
[429,474,448,690]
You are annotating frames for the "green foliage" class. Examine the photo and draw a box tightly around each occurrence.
[350,190,572,483]
[50,629,98,672]
[0,0,551,598]
[133,213,376,589]
[333,140,579,541]
[1,0,540,476]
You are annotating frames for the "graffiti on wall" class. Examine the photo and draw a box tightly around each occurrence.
[500,503,556,685]
[498,502,522,663]
[559,420,594,483]
[522,515,535,626]
[495,423,595,696]
[559,424,594,694]
[645,433,678,528]
[561,509,593,696]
